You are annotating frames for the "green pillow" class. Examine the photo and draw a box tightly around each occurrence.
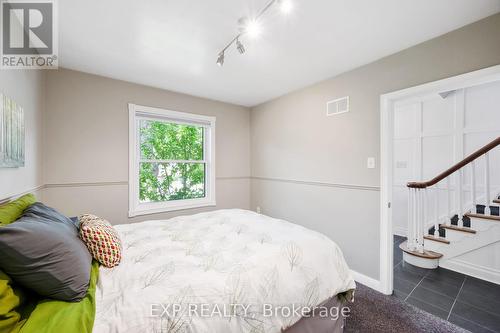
[0,194,36,227]
[0,270,28,333]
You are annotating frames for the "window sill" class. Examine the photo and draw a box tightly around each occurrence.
[128,200,216,218]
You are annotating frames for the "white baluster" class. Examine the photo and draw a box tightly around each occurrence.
[446,177,452,225]
[419,189,426,253]
[434,186,440,237]
[413,189,418,251]
[485,153,491,215]
[415,190,422,251]
[458,169,464,228]
[407,188,412,250]
[414,189,418,252]
[471,161,477,214]
[411,188,416,250]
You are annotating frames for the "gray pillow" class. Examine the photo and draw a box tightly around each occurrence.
[0,212,92,301]
[69,216,80,228]
[23,202,80,228]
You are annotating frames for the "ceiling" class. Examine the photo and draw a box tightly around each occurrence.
[59,0,500,107]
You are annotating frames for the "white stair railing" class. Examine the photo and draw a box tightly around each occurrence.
[405,137,500,254]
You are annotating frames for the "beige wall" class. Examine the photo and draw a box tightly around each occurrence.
[250,13,500,280]
[0,71,44,202]
[43,69,251,224]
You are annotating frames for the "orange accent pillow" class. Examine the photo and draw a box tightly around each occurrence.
[78,214,122,268]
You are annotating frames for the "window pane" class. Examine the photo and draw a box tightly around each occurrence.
[139,120,204,160]
[139,162,205,203]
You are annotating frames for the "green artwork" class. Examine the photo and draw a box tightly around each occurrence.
[0,94,25,168]
[139,119,205,203]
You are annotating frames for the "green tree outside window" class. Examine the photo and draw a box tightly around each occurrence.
[139,119,206,203]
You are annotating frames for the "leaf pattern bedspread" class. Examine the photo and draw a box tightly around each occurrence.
[94,209,356,333]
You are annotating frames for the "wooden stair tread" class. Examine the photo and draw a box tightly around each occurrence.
[440,224,476,234]
[399,241,443,259]
[493,199,500,204]
[424,235,450,244]
[465,213,500,221]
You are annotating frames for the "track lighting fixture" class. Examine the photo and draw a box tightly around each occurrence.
[236,39,245,54]
[216,52,224,67]
[216,0,295,67]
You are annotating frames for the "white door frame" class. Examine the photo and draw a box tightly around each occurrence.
[379,64,500,295]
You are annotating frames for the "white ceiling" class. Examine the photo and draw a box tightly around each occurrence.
[60,0,500,107]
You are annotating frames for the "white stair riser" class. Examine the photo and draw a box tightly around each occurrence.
[469,217,500,231]
[441,229,474,242]
[423,240,446,253]
[403,252,439,269]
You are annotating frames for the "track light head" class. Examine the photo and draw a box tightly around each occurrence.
[237,17,249,32]
[278,0,293,14]
[244,18,262,39]
[216,52,225,67]
[238,17,262,39]
[236,39,245,54]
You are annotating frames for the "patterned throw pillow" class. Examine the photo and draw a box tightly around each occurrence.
[78,214,122,268]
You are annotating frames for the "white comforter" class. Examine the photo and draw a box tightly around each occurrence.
[94,209,355,333]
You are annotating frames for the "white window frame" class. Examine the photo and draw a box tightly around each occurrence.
[128,103,216,217]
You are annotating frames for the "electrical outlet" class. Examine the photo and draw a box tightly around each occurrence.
[256,206,261,214]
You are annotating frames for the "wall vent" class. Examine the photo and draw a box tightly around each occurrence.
[327,96,349,116]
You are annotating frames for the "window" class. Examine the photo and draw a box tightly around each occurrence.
[129,104,216,217]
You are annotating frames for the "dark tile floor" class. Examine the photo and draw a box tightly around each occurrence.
[393,235,500,333]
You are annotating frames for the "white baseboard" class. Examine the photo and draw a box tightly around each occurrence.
[440,259,500,285]
[350,270,383,293]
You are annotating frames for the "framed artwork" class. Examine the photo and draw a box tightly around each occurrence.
[0,94,25,168]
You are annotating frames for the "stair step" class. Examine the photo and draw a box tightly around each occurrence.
[440,224,477,234]
[493,199,500,204]
[465,213,500,222]
[399,241,443,259]
[424,235,450,244]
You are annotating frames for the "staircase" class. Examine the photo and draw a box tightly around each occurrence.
[401,137,500,271]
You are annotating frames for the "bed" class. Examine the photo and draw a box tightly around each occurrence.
[93,209,356,333]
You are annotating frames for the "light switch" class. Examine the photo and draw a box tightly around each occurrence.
[367,157,376,169]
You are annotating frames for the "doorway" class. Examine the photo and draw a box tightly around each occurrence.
[379,64,500,294]
[380,65,500,331]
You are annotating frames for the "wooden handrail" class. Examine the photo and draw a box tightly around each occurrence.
[407,137,500,189]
